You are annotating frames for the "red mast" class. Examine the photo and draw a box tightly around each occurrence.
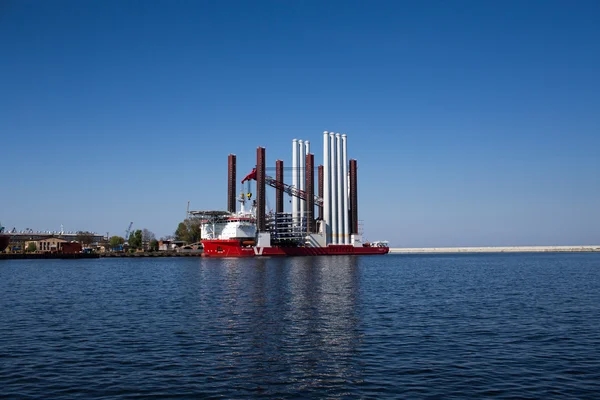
[275,160,284,215]
[227,154,236,213]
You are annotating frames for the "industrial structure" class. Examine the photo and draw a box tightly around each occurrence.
[0,224,105,253]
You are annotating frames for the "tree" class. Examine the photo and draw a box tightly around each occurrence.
[174,222,187,242]
[141,229,156,251]
[174,218,202,243]
[188,220,202,243]
[128,229,143,250]
[76,231,95,245]
[109,236,125,250]
[149,239,159,252]
[26,242,37,252]
[142,229,156,243]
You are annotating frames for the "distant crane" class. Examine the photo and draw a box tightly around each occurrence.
[125,222,133,240]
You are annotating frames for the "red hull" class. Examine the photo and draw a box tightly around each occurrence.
[201,239,389,257]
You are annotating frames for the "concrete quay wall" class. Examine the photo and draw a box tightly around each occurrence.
[389,246,600,254]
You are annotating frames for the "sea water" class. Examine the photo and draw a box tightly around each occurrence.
[1,253,599,398]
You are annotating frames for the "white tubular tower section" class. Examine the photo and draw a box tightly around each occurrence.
[329,132,338,244]
[336,133,343,245]
[323,131,330,244]
[292,139,298,226]
[299,139,305,226]
[342,134,349,244]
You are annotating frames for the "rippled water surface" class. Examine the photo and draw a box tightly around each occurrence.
[1,253,600,398]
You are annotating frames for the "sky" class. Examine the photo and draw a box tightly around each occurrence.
[1,0,599,247]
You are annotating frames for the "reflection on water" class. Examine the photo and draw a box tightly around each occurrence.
[203,256,362,394]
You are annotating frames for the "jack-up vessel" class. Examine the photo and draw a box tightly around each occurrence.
[193,132,389,257]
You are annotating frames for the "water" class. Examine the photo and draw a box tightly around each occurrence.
[1,253,599,398]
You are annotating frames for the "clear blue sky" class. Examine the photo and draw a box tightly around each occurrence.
[2,0,599,246]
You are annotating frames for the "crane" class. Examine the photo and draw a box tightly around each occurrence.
[242,168,323,206]
[125,222,133,240]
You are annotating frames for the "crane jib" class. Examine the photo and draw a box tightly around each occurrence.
[265,176,323,207]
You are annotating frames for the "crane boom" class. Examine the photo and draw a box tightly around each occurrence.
[265,175,323,206]
[242,168,323,206]
[125,222,133,239]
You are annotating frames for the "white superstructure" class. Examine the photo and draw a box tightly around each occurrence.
[194,189,257,240]
[202,217,256,240]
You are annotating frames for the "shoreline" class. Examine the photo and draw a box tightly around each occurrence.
[3,246,599,259]
[0,253,101,260]
[0,251,203,260]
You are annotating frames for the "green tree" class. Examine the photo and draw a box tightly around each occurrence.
[128,229,143,250]
[109,236,125,250]
[26,242,37,252]
[175,222,187,241]
[188,220,201,243]
[149,239,159,252]
[174,218,202,243]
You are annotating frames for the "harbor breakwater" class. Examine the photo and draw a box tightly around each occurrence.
[389,245,600,254]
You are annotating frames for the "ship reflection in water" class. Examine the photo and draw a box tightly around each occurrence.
[200,256,363,395]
